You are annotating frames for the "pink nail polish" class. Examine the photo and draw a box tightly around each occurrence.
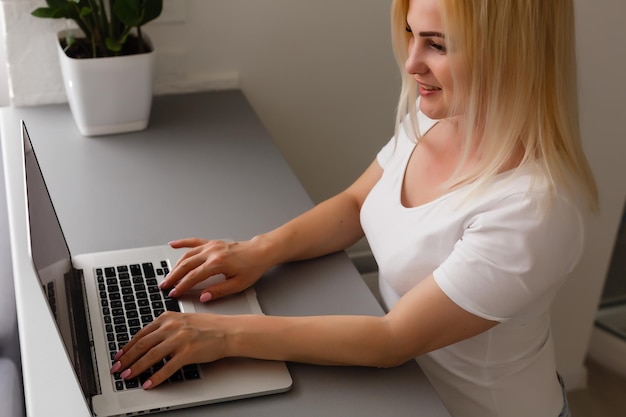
[168,288,177,298]
[110,362,121,373]
[114,350,123,361]
[143,380,153,390]
[199,292,213,303]
[120,369,132,379]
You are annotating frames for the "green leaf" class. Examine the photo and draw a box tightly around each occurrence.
[105,37,123,52]
[141,0,163,25]
[113,0,142,27]
[113,0,162,27]
[31,7,60,18]
[32,1,85,20]
[63,30,76,52]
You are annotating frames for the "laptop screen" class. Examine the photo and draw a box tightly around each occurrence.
[22,121,98,405]
[23,122,73,290]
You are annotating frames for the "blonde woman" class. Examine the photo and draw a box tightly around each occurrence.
[112,1,597,416]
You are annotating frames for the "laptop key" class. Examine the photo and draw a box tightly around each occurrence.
[165,299,180,312]
[142,262,156,278]
[130,264,142,277]
[169,370,184,383]
[183,365,201,380]
[124,379,140,389]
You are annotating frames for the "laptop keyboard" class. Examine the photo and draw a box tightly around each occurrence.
[43,281,58,321]
[96,260,202,391]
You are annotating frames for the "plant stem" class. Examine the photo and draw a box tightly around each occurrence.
[98,0,109,41]
[84,0,105,56]
[137,27,144,54]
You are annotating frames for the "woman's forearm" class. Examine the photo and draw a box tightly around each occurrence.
[252,191,366,267]
[222,313,412,368]
[252,160,382,267]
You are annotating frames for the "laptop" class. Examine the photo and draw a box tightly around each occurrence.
[20,121,292,416]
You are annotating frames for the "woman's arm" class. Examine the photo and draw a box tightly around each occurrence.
[228,275,497,366]
[254,159,383,265]
[113,275,497,388]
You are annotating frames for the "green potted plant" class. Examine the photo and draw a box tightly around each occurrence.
[31,0,163,136]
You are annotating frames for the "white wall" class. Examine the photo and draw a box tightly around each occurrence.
[1,0,625,391]
[550,0,626,389]
[0,5,9,106]
[1,0,398,205]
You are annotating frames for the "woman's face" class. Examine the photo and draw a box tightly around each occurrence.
[404,0,460,120]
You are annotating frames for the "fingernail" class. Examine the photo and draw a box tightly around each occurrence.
[158,281,165,289]
[199,292,213,303]
[110,361,121,373]
[168,288,178,297]
[143,380,153,390]
[120,369,132,379]
[114,350,123,361]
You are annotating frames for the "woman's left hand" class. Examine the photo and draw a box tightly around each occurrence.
[110,311,227,389]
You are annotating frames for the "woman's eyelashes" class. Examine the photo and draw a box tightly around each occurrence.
[429,41,447,53]
[405,26,447,54]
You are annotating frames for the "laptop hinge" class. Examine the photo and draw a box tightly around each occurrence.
[65,267,102,403]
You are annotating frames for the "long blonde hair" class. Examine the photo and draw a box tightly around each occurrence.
[391,0,598,210]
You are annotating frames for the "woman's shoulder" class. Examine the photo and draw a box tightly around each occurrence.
[463,164,585,225]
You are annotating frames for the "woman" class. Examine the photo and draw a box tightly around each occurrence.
[111,1,597,416]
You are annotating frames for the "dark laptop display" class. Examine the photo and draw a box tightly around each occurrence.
[23,122,98,404]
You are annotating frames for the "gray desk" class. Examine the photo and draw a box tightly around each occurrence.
[1,91,450,416]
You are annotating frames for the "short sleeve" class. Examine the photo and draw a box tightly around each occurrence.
[433,192,585,322]
[376,137,397,169]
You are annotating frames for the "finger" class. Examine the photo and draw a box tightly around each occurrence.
[169,237,208,250]
[112,320,165,372]
[170,241,207,273]
[120,343,174,389]
[141,355,185,389]
[163,239,210,285]
[114,313,182,378]
[167,258,225,297]
[115,317,162,360]
[160,250,208,290]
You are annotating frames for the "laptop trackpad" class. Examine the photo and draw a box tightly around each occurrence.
[180,286,263,316]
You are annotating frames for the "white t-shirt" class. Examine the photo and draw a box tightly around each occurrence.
[360,112,584,417]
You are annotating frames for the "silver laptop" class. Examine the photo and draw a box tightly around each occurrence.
[21,121,292,416]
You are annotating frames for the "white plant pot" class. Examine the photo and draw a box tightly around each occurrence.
[57,29,155,136]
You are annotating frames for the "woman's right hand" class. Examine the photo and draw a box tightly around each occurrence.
[159,237,272,302]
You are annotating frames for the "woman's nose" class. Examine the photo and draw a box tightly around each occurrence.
[405,42,427,75]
